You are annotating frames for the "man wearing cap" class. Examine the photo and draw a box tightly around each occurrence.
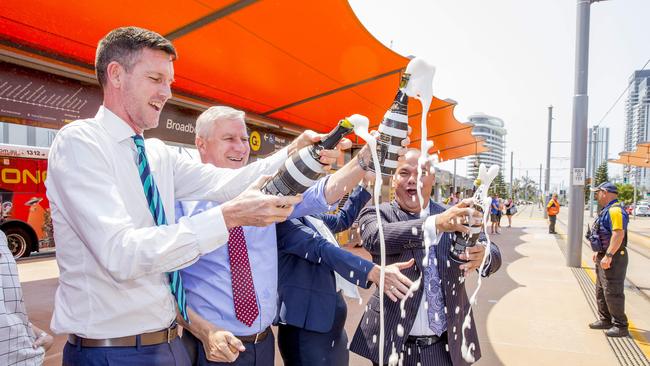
[587,182,629,337]
[546,193,560,234]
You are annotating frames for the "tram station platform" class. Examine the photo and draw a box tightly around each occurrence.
[17,204,650,365]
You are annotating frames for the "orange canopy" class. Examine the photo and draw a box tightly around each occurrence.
[0,0,485,160]
[610,142,650,168]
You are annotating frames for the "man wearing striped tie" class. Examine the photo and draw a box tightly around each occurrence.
[349,149,502,366]
[173,106,410,366]
[45,27,344,366]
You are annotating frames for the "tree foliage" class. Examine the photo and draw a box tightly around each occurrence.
[488,172,508,198]
[511,176,537,201]
[616,183,642,205]
[595,162,609,187]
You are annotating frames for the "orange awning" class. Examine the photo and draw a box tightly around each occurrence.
[609,155,650,168]
[610,142,650,167]
[0,0,484,160]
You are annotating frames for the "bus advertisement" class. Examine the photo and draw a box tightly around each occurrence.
[0,143,53,258]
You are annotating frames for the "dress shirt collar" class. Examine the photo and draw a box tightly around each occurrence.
[97,105,139,143]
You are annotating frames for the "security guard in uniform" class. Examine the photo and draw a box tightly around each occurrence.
[586,182,629,337]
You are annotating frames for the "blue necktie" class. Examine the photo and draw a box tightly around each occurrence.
[132,135,189,322]
[424,244,446,336]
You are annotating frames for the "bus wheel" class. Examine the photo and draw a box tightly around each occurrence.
[5,227,31,258]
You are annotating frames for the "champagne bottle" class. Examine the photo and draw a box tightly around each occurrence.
[374,72,410,176]
[450,202,483,264]
[262,118,354,196]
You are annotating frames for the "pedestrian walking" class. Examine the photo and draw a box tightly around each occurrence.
[505,198,516,228]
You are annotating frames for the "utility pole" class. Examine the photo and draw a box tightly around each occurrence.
[568,0,603,268]
[539,163,543,206]
[510,151,514,199]
[452,159,457,194]
[589,126,598,217]
[525,170,529,202]
[633,168,638,220]
[544,105,553,218]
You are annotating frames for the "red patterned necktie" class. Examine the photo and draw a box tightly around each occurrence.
[227,226,259,327]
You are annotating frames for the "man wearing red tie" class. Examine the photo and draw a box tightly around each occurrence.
[175,106,407,365]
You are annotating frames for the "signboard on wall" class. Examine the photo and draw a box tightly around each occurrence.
[0,61,102,128]
[0,62,296,150]
[0,61,201,145]
[248,127,290,156]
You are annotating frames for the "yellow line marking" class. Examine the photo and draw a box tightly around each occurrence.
[554,226,650,358]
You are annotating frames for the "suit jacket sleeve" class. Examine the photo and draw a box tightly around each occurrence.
[313,185,372,234]
[276,218,374,288]
[358,204,428,256]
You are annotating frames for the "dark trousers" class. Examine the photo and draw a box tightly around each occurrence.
[62,337,191,366]
[182,327,275,366]
[595,250,629,328]
[371,338,452,366]
[278,292,348,366]
[548,215,557,233]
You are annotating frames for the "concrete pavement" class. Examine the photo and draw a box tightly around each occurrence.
[16,204,650,365]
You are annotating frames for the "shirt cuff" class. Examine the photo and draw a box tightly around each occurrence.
[184,206,229,254]
[423,214,443,244]
[315,175,338,211]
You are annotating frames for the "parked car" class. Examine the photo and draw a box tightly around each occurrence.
[635,205,650,217]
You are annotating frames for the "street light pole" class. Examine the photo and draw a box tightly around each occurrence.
[539,163,543,205]
[453,159,457,194]
[568,0,600,268]
[510,151,514,199]
[544,105,553,218]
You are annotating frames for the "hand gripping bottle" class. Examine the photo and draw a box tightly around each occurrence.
[450,164,500,263]
[450,202,483,264]
[375,72,410,175]
[262,118,354,196]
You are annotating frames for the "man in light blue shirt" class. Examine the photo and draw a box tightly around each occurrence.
[176,106,379,366]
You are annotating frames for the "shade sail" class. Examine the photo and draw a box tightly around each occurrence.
[0,0,484,160]
[610,142,650,167]
[609,156,650,168]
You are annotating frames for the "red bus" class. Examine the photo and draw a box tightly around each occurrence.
[0,143,53,258]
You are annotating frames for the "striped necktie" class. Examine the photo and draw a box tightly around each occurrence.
[424,244,446,336]
[132,135,189,322]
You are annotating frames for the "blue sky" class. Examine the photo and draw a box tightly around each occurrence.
[349,0,650,191]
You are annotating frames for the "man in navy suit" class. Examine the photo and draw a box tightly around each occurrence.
[275,171,415,366]
[349,150,502,366]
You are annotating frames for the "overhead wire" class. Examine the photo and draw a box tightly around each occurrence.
[593,57,650,128]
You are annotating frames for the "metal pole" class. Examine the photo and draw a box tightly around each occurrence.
[452,159,457,194]
[510,151,514,199]
[589,126,598,217]
[537,163,546,207]
[633,169,637,220]
[525,170,529,202]
[567,0,592,268]
[544,105,553,218]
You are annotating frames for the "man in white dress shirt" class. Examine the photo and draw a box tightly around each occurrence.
[46,26,343,366]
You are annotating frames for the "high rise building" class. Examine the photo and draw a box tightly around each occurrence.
[466,113,507,178]
[587,126,609,178]
[623,70,650,187]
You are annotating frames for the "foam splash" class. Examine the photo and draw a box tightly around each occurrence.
[349,113,390,365]
[402,57,436,219]
[460,163,499,362]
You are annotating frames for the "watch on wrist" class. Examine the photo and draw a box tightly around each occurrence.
[357,152,371,171]
[605,252,614,258]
